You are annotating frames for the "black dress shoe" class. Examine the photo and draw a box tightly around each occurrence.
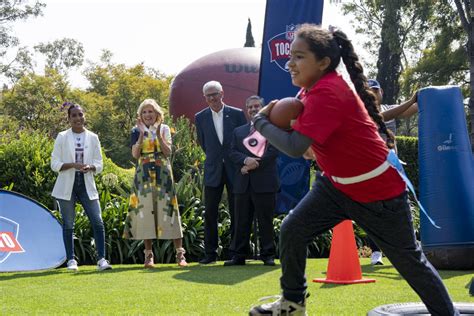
[223,258,246,266]
[199,256,216,264]
[262,258,275,266]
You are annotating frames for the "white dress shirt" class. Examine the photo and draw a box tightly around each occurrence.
[211,107,224,145]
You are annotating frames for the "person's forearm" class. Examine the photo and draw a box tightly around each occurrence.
[382,99,417,121]
[159,139,172,157]
[253,114,313,158]
[59,163,77,171]
[131,144,141,159]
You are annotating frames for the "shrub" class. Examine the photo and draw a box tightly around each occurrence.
[0,131,57,209]
[168,115,205,182]
[396,136,419,191]
[175,167,205,261]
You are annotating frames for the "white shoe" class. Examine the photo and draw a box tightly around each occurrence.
[66,259,78,271]
[97,258,112,271]
[371,251,384,265]
[249,295,307,315]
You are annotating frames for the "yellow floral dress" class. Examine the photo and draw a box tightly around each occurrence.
[123,123,183,240]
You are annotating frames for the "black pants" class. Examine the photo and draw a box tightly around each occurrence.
[232,190,276,259]
[203,172,234,258]
[280,175,457,316]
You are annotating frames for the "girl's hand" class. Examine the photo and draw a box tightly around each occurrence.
[258,99,278,117]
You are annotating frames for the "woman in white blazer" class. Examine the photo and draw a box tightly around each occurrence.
[51,103,111,271]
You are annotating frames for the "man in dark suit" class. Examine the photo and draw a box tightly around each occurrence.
[195,80,247,264]
[224,95,280,266]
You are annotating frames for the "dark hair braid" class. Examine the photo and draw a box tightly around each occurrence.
[332,31,395,149]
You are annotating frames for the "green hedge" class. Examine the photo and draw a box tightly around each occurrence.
[396,136,419,193]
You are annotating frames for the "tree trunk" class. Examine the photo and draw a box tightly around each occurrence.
[376,1,402,105]
[470,1,474,152]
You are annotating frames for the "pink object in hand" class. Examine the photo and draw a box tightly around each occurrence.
[243,130,267,157]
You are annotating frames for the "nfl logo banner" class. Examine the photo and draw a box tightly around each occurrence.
[258,0,324,213]
[0,190,65,272]
[259,0,324,100]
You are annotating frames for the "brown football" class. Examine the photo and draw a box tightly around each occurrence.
[269,97,304,130]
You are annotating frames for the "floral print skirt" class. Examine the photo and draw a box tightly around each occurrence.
[123,154,183,240]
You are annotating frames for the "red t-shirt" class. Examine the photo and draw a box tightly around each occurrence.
[292,71,405,203]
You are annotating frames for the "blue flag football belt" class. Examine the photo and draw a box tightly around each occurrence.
[329,150,439,228]
[386,149,440,228]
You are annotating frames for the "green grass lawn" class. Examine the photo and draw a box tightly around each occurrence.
[1,258,472,315]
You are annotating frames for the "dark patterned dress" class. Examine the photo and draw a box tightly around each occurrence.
[123,123,183,240]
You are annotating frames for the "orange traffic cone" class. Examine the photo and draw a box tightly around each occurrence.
[313,220,376,284]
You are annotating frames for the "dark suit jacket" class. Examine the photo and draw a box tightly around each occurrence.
[229,123,280,194]
[195,105,247,187]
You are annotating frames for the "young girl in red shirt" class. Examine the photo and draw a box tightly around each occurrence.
[249,24,457,316]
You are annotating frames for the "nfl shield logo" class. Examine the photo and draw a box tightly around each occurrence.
[0,216,25,263]
[267,24,300,72]
[285,24,296,41]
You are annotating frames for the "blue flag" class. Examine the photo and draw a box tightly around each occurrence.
[259,0,324,100]
[258,0,324,213]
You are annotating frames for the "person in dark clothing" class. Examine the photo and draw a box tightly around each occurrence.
[224,95,279,267]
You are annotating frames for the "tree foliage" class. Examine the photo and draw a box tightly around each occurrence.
[452,0,474,151]
[400,1,467,92]
[2,68,71,137]
[244,18,255,47]
[0,0,44,82]
[34,38,84,74]
[83,61,173,167]
[342,0,470,137]
[342,0,434,104]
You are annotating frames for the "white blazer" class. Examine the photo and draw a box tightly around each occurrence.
[51,128,103,201]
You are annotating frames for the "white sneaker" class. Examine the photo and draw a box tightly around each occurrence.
[66,259,78,271]
[249,295,307,315]
[371,251,384,265]
[97,258,112,271]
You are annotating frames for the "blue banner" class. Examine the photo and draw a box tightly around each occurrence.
[275,154,311,214]
[258,0,324,100]
[0,190,65,272]
[259,0,323,213]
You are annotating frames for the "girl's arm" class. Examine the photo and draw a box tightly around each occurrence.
[253,114,313,158]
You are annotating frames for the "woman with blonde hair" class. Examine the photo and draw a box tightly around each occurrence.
[123,98,187,267]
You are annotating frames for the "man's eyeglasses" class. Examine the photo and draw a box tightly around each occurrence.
[204,92,221,99]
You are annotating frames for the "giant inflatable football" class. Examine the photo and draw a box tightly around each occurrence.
[169,47,260,122]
